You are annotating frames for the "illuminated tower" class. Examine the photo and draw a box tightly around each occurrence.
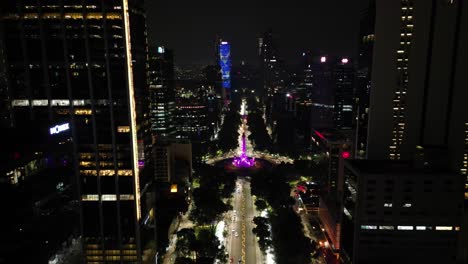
[217,39,231,101]
[367,0,467,176]
[0,1,151,262]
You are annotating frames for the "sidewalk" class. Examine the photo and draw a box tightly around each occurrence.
[251,196,266,264]
[162,203,194,264]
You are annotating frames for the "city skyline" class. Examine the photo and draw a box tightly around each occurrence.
[145,0,361,65]
[0,1,467,264]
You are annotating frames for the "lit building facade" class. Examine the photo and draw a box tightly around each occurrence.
[174,104,209,142]
[0,1,150,262]
[148,46,176,139]
[367,0,468,206]
[368,0,468,173]
[217,39,231,101]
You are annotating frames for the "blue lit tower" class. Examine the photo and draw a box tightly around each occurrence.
[218,40,231,101]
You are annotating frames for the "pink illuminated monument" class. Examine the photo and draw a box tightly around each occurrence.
[233,133,255,168]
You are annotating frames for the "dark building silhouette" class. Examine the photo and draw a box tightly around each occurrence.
[343,158,464,264]
[258,30,286,128]
[258,30,285,98]
[354,0,376,159]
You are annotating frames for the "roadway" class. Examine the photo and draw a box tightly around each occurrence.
[227,177,262,264]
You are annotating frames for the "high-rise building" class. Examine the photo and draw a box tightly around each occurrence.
[149,46,176,140]
[305,55,353,130]
[354,0,376,158]
[311,128,352,251]
[258,30,286,130]
[333,58,354,130]
[258,30,285,98]
[0,1,151,262]
[367,0,468,202]
[216,39,231,101]
[367,0,468,176]
[342,158,464,264]
[204,64,222,99]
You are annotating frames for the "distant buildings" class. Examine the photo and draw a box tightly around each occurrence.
[174,103,209,143]
[258,30,285,98]
[204,64,223,99]
[153,140,192,184]
[148,46,176,139]
[258,30,286,130]
[174,81,211,162]
[332,58,354,130]
[293,54,355,133]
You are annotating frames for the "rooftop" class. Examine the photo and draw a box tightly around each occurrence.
[345,159,455,175]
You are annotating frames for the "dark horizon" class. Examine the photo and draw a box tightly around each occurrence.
[145,0,360,66]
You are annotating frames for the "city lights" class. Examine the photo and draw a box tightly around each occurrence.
[341,151,350,159]
[49,123,70,135]
[1,1,465,263]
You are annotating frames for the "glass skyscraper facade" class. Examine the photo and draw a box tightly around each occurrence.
[0,1,150,262]
[149,46,176,140]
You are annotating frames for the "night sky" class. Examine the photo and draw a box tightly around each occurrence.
[145,0,360,66]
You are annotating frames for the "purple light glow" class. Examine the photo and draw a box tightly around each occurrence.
[233,133,255,168]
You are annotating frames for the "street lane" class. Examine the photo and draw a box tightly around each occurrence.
[228,178,262,264]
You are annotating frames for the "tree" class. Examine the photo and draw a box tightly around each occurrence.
[195,228,227,263]
[217,109,241,152]
[271,207,313,263]
[250,168,313,263]
[175,257,195,264]
[175,228,196,258]
[252,216,272,252]
[254,199,268,211]
[247,112,272,151]
[190,188,231,225]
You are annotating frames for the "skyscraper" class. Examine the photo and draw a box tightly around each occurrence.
[354,0,376,158]
[217,39,231,101]
[367,0,468,182]
[258,30,284,99]
[333,58,354,130]
[0,1,151,262]
[149,46,176,140]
